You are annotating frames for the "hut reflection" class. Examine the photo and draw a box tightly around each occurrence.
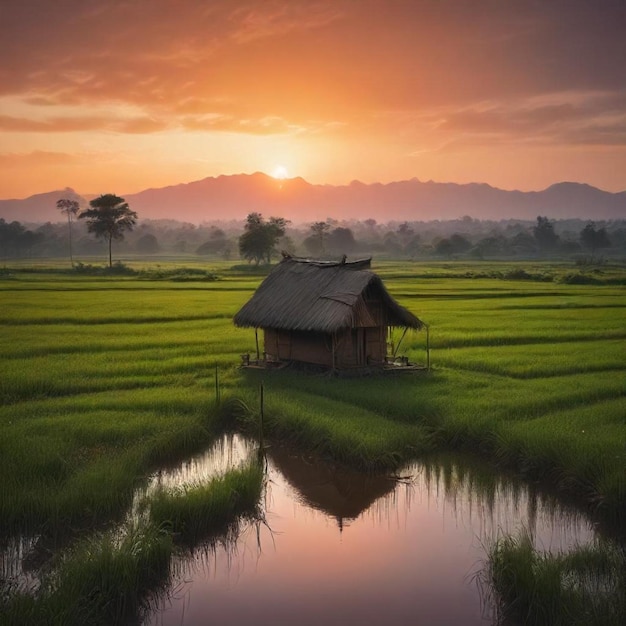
[265,443,397,529]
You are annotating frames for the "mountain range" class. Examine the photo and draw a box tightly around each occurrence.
[1,173,624,224]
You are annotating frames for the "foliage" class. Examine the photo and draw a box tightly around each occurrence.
[0,219,44,258]
[486,532,625,626]
[56,198,80,267]
[195,226,229,256]
[147,462,264,544]
[533,215,560,251]
[435,233,471,257]
[580,222,610,255]
[135,233,160,254]
[2,215,626,262]
[306,221,331,255]
[78,194,138,267]
[238,212,287,264]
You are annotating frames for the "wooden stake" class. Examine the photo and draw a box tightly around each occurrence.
[259,381,265,450]
[426,325,431,371]
[215,363,220,405]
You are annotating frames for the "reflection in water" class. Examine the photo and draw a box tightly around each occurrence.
[145,435,595,626]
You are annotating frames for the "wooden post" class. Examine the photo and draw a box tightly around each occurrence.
[426,325,430,371]
[259,381,265,451]
[255,328,260,361]
[393,327,408,358]
[215,363,220,405]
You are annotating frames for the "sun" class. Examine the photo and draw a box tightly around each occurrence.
[271,165,289,180]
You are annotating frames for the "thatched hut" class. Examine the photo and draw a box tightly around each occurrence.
[233,256,424,370]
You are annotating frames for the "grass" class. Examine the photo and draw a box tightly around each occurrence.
[0,259,624,623]
[146,461,265,544]
[0,462,264,626]
[484,532,625,626]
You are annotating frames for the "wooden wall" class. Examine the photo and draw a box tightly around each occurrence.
[264,325,386,369]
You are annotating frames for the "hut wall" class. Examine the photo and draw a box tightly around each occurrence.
[262,293,388,369]
[264,328,333,367]
[334,326,386,368]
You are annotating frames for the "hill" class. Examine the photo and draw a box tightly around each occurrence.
[1,174,624,224]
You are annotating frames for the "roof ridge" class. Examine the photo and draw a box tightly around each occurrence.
[281,254,372,269]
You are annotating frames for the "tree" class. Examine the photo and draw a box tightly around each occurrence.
[135,233,160,254]
[196,228,228,256]
[56,198,80,266]
[435,233,471,258]
[580,222,610,256]
[78,194,137,267]
[533,216,559,252]
[0,219,43,258]
[327,227,356,255]
[310,221,330,254]
[238,213,287,265]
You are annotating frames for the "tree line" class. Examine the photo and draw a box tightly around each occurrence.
[1,193,623,266]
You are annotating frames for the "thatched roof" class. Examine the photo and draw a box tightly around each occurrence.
[233,256,423,333]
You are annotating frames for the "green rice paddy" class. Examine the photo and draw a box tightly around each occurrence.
[0,259,624,623]
[1,261,624,527]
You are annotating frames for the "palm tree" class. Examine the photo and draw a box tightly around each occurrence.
[78,194,137,268]
[56,198,80,266]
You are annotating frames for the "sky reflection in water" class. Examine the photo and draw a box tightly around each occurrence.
[146,434,594,626]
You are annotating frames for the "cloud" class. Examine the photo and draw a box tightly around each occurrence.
[0,150,79,168]
[417,91,626,147]
[0,114,169,134]
[229,1,343,43]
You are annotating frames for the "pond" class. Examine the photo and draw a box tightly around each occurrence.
[142,433,595,626]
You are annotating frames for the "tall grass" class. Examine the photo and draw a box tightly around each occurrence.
[484,532,625,626]
[147,462,264,544]
[0,460,265,626]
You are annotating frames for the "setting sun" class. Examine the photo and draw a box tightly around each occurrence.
[272,165,289,180]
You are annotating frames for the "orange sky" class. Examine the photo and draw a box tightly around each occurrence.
[1,0,625,199]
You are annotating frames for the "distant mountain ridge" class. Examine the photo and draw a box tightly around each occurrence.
[1,174,624,224]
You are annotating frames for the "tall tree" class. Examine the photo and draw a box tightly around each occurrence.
[533,216,559,252]
[580,222,610,256]
[78,194,137,267]
[310,221,330,254]
[238,213,287,265]
[56,198,80,267]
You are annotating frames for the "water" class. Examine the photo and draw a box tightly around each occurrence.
[143,434,595,626]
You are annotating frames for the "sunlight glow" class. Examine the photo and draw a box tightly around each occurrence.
[272,165,289,180]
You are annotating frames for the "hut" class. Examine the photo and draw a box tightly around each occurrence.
[233,256,424,371]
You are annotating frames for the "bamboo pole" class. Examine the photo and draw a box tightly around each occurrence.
[426,325,430,371]
[393,327,408,358]
[255,328,260,361]
[215,363,220,405]
[259,381,265,452]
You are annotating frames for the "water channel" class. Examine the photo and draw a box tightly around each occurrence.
[140,433,596,626]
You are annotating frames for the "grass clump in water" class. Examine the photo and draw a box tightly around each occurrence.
[0,461,265,626]
[485,532,625,626]
[147,461,265,544]
[0,523,173,626]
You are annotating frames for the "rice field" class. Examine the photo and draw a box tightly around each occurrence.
[1,260,624,532]
[0,261,623,622]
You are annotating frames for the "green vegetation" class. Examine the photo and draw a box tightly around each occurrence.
[485,532,625,626]
[1,463,263,626]
[147,463,264,544]
[0,259,624,623]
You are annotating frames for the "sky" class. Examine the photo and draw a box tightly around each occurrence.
[1,0,625,199]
